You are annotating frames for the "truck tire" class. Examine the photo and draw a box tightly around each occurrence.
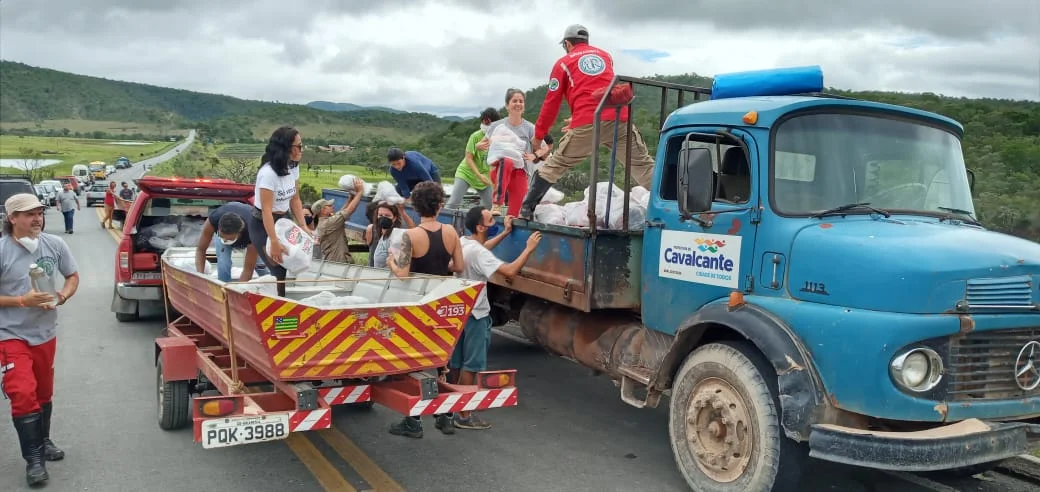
[669,341,806,492]
[157,358,191,430]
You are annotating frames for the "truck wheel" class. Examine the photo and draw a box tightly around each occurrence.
[669,342,806,492]
[157,358,191,430]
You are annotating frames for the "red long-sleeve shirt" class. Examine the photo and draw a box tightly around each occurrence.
[534,43,629,142]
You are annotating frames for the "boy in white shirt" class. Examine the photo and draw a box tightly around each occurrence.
[449,207,541,429]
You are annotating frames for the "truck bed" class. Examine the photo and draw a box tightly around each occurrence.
[486,219,643,312]
[326,190,643,312]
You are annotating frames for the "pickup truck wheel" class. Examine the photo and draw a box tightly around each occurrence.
[157,358,190,430]
[669,342,806,492]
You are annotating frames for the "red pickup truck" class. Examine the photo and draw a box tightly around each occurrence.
[111,176,254,321]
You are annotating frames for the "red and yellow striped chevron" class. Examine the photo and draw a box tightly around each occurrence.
[246,284,484,380]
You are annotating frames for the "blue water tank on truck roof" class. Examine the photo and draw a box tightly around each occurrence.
[710,65,824,100]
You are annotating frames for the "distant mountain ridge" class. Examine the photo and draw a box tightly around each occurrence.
[0,60,459,125]
[305,100,405,114]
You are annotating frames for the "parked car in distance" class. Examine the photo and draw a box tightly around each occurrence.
[86,183,109,207]
[35,184,57,206]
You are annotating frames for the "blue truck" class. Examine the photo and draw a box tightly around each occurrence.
[323,67,1040,491]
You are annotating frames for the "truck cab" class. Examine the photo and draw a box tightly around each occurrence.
[479,67,1040,491]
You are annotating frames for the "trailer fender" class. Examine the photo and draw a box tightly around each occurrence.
[155,336,198,382]
[654,300,823,442]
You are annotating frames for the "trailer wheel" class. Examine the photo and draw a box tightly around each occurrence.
[157,358,191,430]
[669,342,806,492]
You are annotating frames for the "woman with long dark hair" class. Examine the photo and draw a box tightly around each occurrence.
[363,201,415,268]
[247,126,308,297]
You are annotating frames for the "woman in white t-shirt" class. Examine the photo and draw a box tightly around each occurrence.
[247,126,307,297]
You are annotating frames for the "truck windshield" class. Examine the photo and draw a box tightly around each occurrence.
[771,113,975,218]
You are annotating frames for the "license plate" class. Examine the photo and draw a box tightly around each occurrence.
[132,272,162,280]
[201,414,290,449]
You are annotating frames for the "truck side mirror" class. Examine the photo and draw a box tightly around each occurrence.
[966,169,975,193]
[678,147,714,215]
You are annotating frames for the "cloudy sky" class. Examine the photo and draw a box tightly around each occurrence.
[1,0,1037,116]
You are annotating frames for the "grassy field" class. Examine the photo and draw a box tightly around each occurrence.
[250,121,414,143]
[1,119,189,137]
[0,135,179,176]
[296,164,396,189]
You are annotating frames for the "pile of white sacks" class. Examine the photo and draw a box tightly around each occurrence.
[339,173,648,230]
[534,182,649,230]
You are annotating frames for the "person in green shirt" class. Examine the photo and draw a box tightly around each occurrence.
[447,108,500,210]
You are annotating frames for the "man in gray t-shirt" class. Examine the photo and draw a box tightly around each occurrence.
[1,193,80,486]
[55,184,79,234]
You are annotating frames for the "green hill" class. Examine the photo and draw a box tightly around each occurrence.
[0,60,452,145]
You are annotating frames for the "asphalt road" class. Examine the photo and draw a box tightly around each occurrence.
[2,143,1037,491]
[125,129,197,181]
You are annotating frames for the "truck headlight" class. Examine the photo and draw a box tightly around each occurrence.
[890,347,943,392]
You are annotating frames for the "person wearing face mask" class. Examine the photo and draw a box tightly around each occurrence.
[364,201,415,268]
[0,193,80,487]
[446,107,500,211]
[194,201,267,282]
[444,206,540,430]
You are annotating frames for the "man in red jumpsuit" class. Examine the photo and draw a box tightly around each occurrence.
[521,24,657,220]
[1,193,80,486]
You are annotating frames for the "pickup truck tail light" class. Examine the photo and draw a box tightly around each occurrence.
[117,237,131,279]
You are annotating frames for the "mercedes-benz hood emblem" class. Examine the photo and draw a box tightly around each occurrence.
[1014,340,1040,391]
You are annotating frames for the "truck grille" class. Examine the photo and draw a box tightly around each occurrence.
[965,276,1033,308]
[947,327,1040,401]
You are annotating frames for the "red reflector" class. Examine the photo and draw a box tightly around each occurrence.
[200,399,237,417]
[478,371,515,389]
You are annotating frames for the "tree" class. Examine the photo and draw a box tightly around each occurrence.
[18,148,49,183]
[215,157,258,184]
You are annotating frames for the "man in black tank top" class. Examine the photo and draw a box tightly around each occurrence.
[386,182,466,438]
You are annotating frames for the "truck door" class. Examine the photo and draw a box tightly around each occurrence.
[641,128,761,335]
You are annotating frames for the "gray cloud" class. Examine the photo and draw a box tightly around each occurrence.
[0,0,1036,111]
[575,0,1039,41]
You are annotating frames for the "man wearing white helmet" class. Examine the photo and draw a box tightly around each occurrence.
[521,24,656,220]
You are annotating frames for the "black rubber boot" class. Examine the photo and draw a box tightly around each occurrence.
[40,402,65,461]
[388,416,423,438]
[13,412,49,486]
[519,174,554,220]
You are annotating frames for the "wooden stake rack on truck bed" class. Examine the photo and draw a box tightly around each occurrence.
[153,248,518,449]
